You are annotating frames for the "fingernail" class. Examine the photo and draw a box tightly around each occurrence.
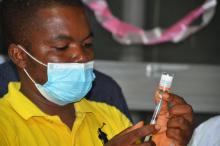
[155,125,161,130]
[135,121,144,126]
[163,93,170,100]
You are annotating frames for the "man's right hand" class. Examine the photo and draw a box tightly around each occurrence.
[105,121,160,146]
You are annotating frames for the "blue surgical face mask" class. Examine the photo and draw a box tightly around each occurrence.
[18,45,95,106]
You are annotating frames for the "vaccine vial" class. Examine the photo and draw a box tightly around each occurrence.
[158,72,174,93]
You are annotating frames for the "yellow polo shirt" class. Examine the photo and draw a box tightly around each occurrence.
[0,82,132,146]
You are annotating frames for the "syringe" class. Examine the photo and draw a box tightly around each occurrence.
[149,94,163,125]
[144,72,174,142]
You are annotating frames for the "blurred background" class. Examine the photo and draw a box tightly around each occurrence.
[1,0,220,127]
[89,0,220,64]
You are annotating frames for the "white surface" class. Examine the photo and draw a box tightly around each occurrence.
[188,116,220,146]
[95,60,220,113]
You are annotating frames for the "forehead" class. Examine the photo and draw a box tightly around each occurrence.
[32,5,90,41]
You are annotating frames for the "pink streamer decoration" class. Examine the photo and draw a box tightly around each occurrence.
[89,1,142,37]
[150,6,204,44]
[82,0,217,45]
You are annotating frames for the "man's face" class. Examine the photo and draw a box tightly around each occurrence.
[23,5,94,84]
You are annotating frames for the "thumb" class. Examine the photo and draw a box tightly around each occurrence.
[118,121,144,137]
[154,90,169,115]
[154,90,170,132]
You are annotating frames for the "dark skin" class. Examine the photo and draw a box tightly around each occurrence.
[152,91,193,146]
[8,4,193,146]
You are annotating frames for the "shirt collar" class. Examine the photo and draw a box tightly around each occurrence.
[5,82,48,120]
[4,82,94,120]
[74,98,95,113]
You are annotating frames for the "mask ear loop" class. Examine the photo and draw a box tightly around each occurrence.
[17,45,47,85]
[23,68,37,84]
[17,45,47,67]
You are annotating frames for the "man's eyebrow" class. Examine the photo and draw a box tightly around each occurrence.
[53,35,73,41]
[52,32,93,42]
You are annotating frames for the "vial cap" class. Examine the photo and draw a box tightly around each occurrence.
[159,72,174,90]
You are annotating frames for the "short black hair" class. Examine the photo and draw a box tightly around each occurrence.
[0,0,83,50]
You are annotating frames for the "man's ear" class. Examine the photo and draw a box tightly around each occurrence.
[8,44,27,69]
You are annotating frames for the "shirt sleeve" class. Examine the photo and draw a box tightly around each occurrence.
[112,104,133,131]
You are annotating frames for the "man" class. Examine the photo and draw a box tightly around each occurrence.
[0,0,193,146]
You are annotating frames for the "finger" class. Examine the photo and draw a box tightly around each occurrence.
[154,92,170,132]
[118,121,145,137]
[167,116,192,131]
[168,107,193,146]
[154,91,170,115]
[169,104,193,123]
[154,90,169,103]
[166,128,188,146]
[123,125,160,144]
[133,140,156,146]
[168,93,187,105]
